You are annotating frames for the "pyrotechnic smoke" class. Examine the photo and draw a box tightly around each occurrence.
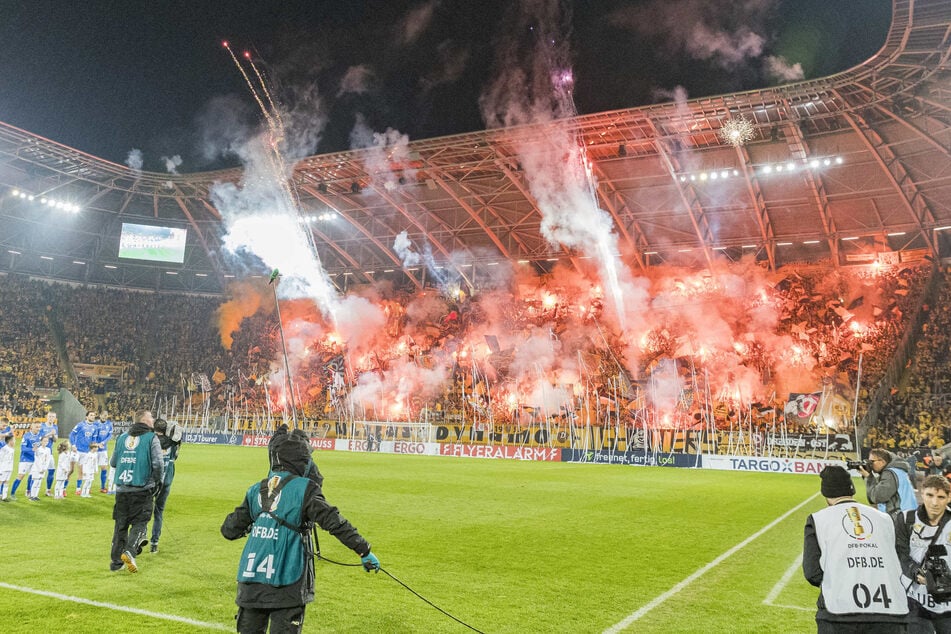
[398,0,439,46]
[480,0,634,330]
[125,149,144,173]
[608,0,778,69]
[162,154,183,175]
[337,65,374,97]
[350,118,418,192]
[217,279,271,349]
[765,55,805,83]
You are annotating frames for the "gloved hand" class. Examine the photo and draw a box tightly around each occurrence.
[361,551,380,573]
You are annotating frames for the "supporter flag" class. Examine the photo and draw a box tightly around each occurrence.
[198,373,212,393]
[784,392,821,423]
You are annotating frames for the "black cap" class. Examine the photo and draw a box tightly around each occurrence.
[820,465,855,498]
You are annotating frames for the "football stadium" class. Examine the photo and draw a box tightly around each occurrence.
[1,0,950,632]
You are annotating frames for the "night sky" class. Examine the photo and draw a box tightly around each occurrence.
[0,0,891,172]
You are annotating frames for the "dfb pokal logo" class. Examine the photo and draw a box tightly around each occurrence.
[840,505,874,541]
[124,436,140,450]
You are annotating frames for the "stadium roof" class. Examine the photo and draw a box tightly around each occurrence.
[0,0,949,294]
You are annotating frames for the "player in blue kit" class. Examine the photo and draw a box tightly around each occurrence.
[69,410,99,497]
[10,421,43,499]
[95,412,113,493]
[39,412,59,496]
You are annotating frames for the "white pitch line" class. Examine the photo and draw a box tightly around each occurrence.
[0,582,230,631]
[763,552,804,606]
[603,492,820,633]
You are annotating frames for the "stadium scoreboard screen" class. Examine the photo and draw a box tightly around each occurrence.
[118,223,187,263]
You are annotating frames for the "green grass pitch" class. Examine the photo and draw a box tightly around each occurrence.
[0,444,827,632]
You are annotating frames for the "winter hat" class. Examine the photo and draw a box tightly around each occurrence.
[269,425,311,477]
[820,465,855,498]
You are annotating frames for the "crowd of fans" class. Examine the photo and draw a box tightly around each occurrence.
[868,268,951,450]
[0,258,942,455]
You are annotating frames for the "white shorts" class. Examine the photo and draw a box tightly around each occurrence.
[0,469,11,481]
[16,461,33,477]
[97,450,109,467]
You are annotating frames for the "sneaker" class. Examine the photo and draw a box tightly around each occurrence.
[0,498,8,502]
[28,497,39,501]
[45,491,52,497]
[75,489,81,496]
[100,488,108,494]
[110,563,124,572]
[135,538,149,555]
[81,494,92,498]
[150,543,158,554]
[121,551,138,573]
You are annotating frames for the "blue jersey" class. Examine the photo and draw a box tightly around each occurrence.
[69,421,98,453]
[0,424,11,437]
[20,431,40,462]
[95,419,113,450]
[39,422,57,448]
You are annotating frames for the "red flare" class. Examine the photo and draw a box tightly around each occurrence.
[243,51,251,59]
[222,40,230,48]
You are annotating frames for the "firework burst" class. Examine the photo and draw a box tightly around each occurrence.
[719,117,756,148]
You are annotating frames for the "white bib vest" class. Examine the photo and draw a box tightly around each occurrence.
[812,502,908,616]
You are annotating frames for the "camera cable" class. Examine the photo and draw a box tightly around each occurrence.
[313,529,486,633]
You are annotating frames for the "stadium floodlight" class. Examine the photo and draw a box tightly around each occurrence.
[803,240,821,244]
[40,255,53,260]
[842,236,860,241]
[835,156,843,164]
[7,250,21,255]
[720,170,730,179]
[72,260,84,265]
[810,159,820,168]
[777,242,793,246]
[887,231,906,236]
[11,189,19,197]
[761,165,772,174]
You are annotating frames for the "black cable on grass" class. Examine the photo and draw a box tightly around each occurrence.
[314,530,485,633]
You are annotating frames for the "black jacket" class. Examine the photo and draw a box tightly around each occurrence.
[220,474,371,609]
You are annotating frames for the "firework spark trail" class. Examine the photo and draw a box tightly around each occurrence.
[245,51,287,142]
[222,42,280,136]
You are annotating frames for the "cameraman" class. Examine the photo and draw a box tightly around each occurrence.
[859,448,918,518]
[896,475,951,633]
[148,418,180,554]
[803,465,908,631]
[221,425,380,633]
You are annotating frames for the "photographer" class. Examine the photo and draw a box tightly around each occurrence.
[148,418,181,554]
[221,425,380,633]
[896,475,951,633]
[803,465,908,632]
[858,448,918,518]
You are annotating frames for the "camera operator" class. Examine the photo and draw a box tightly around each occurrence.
[221,425,380,633]
[858,448,918,518]
[803,465,908,632]
[896,475,951,633]
[148,418,181,554]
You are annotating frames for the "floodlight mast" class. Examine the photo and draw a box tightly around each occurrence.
[269,268,299,429]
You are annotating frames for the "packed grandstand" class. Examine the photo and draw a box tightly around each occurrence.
[0,0,949,467]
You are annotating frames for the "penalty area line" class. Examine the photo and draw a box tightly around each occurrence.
[0,582,230,631]
[602,491,820,633]
[763,552,804,607]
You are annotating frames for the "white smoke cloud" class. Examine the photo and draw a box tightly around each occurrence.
[398,0,439,46]
[350,117,417,191]
[609,0,778,69]
[162,154,183,175]
[764,55,805,83]
[480,1,638,331]
[337,65,374,97]
[125,148,143,172]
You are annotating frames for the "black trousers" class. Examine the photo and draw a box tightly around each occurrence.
[111,489,154,566]
[236,606,305,634]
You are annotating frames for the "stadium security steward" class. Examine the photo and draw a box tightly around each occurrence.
[109,409,164,573]
[803,465,908,632]
[221,424,380,634]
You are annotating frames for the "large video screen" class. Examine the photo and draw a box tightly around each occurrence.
[118,223,187,263]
